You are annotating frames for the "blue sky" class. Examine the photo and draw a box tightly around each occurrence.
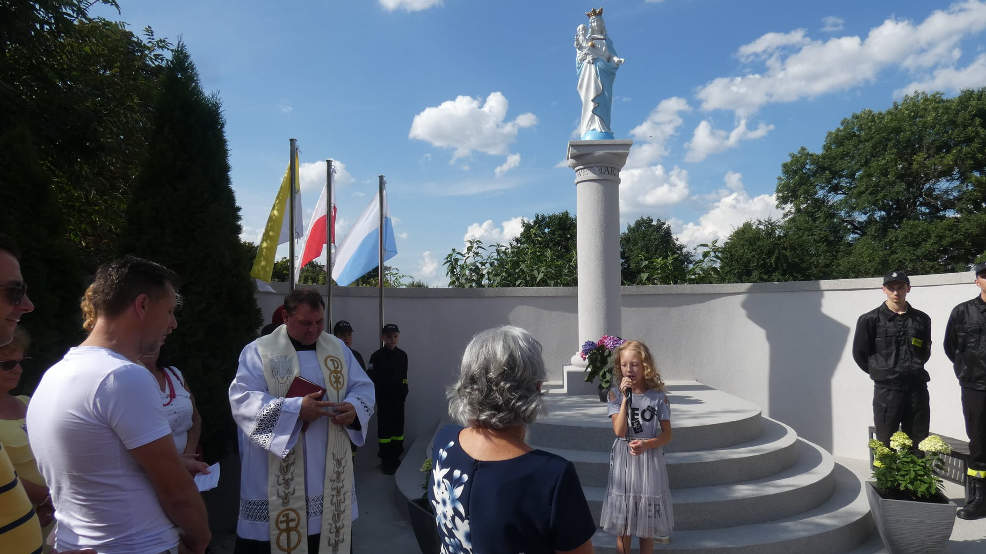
[94,1,986,285]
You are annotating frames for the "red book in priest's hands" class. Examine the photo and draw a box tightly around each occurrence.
[286,376,325,399]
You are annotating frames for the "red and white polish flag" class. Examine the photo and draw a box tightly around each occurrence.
[297,183,335,280]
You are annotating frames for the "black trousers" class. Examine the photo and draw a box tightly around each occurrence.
[376,386,406,462]
[873,383,930,446]
[235,534,321,553]
[962,388,986,472]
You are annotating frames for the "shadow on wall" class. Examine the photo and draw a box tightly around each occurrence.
[742,289,850,452]
[620,291,728,381]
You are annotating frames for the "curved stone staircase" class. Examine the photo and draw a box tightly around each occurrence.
[531,380,878,553]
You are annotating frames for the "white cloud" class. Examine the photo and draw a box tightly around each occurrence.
[409,92,537,165]
[674,172,784,248]
[896,52,986,96]
[721,170,745,193]
[379,0,442,12]
[627,97,691,167]
[684,119,773,162]
[412,250,448,287]
[277,102,294,114]
[697,1,986,116]
[333,217,351,241]
[822,16,845,33]
[240,224,262,244]
[494,153,521,177]
[398,232,409,240]
[737,29,810,62]
[417,250,439,279]
[619,165,690,215]
[463,216,527,245]
[298,160,354,193]
[420,175,527,196]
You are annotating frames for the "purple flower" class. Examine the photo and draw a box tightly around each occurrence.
[601,335,625,350]
[580,340,597,360]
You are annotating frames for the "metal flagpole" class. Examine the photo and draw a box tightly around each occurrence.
[326,159,333,326]
[288,138,297,291]
[378,175,385,345]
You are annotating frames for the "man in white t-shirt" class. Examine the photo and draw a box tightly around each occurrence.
[27,256,210,553]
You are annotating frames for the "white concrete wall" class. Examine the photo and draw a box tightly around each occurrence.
[256,271,980,460]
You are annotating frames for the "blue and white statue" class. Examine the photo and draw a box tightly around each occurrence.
[575,8,624,140]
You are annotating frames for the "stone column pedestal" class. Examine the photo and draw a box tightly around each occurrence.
[562,140,632,395]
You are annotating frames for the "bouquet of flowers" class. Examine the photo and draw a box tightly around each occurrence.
[869,431,951,501]
[581,335,625,391]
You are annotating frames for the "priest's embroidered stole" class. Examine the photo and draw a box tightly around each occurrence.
[258,326,353,554]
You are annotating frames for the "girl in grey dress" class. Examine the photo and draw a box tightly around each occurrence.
[599,340,674,552]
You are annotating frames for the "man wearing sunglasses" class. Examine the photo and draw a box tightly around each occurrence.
[0,235,44,553]
[0,237,34,348]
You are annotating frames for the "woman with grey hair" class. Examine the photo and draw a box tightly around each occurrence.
[428,326,596,554]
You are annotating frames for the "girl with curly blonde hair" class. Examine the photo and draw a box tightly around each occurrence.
[601,339,674,552]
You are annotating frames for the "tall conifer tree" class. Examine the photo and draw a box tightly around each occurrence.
[0,125,86,392]
[120,43,261,461]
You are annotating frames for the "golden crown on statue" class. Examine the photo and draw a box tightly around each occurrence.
[586,7,603,18]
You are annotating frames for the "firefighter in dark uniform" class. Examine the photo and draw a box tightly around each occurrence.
[852,271,933,447]
[369,323,407,474]
[944,262,986,520]
[333,320,366,370]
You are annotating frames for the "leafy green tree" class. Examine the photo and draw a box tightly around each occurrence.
[446,212,702,287]
[716,219,813,283]
[445,212,578,287]
[1,1,170,264]
[271,258,328,285]
[118,43,261,461]
[686,241,724,284]
[351,265,413,287]
[620,217,692,285]
[494,212,578,287]
[269,258,414,287]
[777,90,986,276]
[444,240,503,288]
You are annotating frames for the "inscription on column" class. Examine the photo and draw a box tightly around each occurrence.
[575,166,619,179]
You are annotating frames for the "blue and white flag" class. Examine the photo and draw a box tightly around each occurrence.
[332,188,397,286]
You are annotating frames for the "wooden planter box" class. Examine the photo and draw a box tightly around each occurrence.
[865,482,955,554]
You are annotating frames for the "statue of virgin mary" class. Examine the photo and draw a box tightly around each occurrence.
[575,8,624,140]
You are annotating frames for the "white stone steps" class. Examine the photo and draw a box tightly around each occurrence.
[844,533,888,554]
[397,381,878,553]
[581,439,835,529]
[532,383,763,452]
[590,463,872,553]
[539,416,799,488]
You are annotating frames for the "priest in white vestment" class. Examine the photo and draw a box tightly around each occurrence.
[230,289,375,553]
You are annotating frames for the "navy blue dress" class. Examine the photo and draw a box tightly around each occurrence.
[428,424,597,554]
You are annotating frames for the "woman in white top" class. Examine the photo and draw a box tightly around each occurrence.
[142,347,208,475]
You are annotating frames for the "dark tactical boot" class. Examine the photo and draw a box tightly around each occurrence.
[957,476,986,520]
